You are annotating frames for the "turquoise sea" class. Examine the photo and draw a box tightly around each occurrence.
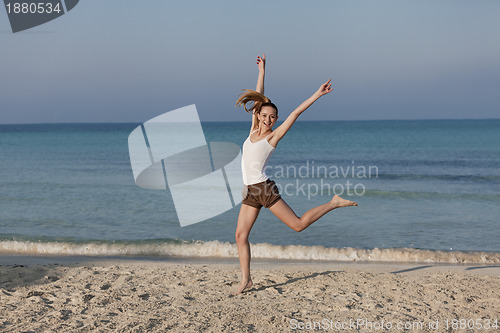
[1,119,499,263]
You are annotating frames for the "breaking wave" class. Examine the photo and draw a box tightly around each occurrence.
[1,239,499,264]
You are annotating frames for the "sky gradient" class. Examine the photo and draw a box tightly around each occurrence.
[1,0,499,124]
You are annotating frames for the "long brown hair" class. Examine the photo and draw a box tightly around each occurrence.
[235,89,278,131]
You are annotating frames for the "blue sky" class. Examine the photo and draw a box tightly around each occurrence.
[1,0,499,124]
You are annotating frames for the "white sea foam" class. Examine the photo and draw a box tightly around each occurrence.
[1,240,499,264]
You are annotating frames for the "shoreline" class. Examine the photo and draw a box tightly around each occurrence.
[1,254,500,276]
[2,239,500,264]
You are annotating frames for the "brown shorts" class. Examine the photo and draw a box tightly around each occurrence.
[242,179,282,209]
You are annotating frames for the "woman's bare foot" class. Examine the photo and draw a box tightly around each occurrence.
[231,279,253,295]
[330,195,358,209]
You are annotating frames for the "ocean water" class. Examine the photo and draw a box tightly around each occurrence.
[1,119,499,263]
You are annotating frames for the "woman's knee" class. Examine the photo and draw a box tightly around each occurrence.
[235,230,249,243]
[290,216,305,232]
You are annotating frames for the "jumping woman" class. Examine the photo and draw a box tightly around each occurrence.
[233,54,358,295]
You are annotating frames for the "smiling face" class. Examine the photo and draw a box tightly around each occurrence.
[258,105,278,130]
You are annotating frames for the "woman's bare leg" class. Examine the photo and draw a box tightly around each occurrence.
[233,204,261,295]
[269,195,357,232]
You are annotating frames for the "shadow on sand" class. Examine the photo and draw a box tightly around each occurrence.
[242,270,342,295]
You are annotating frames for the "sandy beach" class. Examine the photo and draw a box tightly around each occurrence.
[1,256,499,332]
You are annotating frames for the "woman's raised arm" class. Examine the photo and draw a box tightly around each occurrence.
[255,54,265,94]
[250,54,266,133]
[268,79,333,147]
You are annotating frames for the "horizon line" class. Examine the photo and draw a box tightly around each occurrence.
[1,117,500,126]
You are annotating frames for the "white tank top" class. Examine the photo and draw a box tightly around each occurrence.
[241,131,275,185]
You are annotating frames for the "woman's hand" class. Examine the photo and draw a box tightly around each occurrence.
[256,54,266,73]
[315,79,333,97]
